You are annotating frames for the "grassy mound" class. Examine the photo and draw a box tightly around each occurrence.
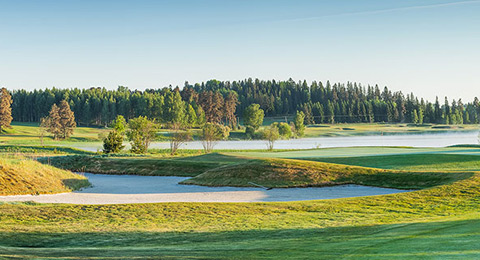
[307,154,480,171]
[0,145,94,156]
[39,153,244,177]
[0,171,479,259]
[2,149,480,258]
[0,158,89,195]
[181,158,471,189]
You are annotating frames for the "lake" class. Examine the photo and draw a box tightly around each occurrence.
[72,131,479,152]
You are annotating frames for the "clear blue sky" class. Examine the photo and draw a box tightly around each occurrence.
[1,0,479,101]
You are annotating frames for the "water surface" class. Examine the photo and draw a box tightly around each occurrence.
[72,131,479,152]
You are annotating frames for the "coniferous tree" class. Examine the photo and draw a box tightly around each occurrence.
[46,104,62,139]
[294,111,306,137]
[103,131,125,154]
[0,88,13,133]
[103,115,126,154]
[196,106,206,127]
[58,100,76,139]
[186,104,197,127]
[224,92,239,128]
[8,78,480,127]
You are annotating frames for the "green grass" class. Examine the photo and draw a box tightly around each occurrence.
[1,216,479,259]
[3,147,480,258]
[181,157,471,189]
[0,145,95,157]
[233,146,480,159]
[0,158,89,195]
[0,122,109,146]
[307,154,480,171]
[304,123,478,137]
[1,122,476,149]
[1,169,480,258]
[39,153,246,177]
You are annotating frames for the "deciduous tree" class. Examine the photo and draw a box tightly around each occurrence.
[126,116,158,154]
[201,123,230,153]
[243,104,264,138]
[262,124,280,151]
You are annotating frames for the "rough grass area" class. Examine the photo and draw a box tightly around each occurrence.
[0,158,90,195]
[39,153,245,177]
[180,158,472,189]
[306,154,480,171]
[0,170,479,258]
[3,149,480,259]
[0,145,94,157]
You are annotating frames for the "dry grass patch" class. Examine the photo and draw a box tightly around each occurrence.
[0,158,89,195]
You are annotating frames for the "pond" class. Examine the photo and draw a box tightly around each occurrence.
[0,173,411,204]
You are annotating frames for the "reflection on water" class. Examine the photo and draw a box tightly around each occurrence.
[72,131,479,152]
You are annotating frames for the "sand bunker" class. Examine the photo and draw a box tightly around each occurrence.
[0,173,411,204]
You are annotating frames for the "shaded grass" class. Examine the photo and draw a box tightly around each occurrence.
[0,171,480,259]
[1,216,480,259]
[181,157,472,189]
[1,172,479,233]
[0,145,95,156]
[3,147,480,258]
[38,153,245,177]
[0,158,90,195]
[306,154,480,171]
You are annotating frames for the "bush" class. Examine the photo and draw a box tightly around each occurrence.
[202,123,230,153]
[273,122,293,139]
[245,126,256,139]
[103,131,125,154]
[262,124,280,150]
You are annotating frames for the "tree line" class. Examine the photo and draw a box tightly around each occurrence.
[10,78,480,126]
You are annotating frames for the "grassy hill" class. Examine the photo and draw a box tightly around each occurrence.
[181,157,471,189]
[0,158,89,195]
[0,168,479,258]
[40,152,473,189]
[3,149,480,258]
[39,153,245,177]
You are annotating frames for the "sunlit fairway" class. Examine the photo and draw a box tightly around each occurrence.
[0,122,108,147]
[303,123,478,137]
[2,127,480,259]
[0,144,480,259]
[2,122,477,146]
